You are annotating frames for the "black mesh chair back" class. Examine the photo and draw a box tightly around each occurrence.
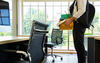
[51,29,63,45]
[28,20,48,63]
[29,34,44,63]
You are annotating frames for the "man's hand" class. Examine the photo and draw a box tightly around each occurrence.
[65,17,76,25]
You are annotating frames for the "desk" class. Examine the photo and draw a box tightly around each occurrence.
[0,36,29,45]
[85,35,100,63]
[0,36,29,63]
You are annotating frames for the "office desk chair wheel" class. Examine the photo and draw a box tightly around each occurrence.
[54,55,63,60]
[61,57,63,60]
[52,57,63,63]
[52,59,55,63]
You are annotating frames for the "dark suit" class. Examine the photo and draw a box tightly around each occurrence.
[70,0,88,63]
[73,21,86,63]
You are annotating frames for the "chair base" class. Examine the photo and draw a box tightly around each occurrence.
[46,53,63,63]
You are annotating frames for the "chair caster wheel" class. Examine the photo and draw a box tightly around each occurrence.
[61,57,63,60]
[55,55,57,58]
[52,60,55,63]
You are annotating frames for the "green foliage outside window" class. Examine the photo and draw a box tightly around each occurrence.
[0,32,12,36]
[23,8,45,35]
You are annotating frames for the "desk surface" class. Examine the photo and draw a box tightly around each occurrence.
[0,36,29,45]
[85,35,100,40]
[94,37,100,40]
[85,35,100,38]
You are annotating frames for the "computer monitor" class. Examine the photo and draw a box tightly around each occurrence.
[0,1,10,26]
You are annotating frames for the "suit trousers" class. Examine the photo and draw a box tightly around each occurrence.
[73,21,86,63]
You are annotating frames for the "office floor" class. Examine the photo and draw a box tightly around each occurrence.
[43,54,78,63]
[43,54,88,63]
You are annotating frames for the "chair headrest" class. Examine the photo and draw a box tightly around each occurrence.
[33,20,49,27]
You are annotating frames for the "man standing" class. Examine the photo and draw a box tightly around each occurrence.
[65,0,87,63]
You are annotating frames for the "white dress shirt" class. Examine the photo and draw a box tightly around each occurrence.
[73,0,87,19]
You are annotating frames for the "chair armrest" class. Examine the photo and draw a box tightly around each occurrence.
[0,49,28,57]
[34,29,48,33]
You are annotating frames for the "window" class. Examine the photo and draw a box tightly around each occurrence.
[18,1,75,50]
[18,1,100,51]
[93,2,100,35]
[23,2,45,35]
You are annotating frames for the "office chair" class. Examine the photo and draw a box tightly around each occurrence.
[44,29,63,62]
[20,20,48,52]
[28,29,48,63]
[22,20,48,63]
[28,20,48,63]
[0,20,48,63]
